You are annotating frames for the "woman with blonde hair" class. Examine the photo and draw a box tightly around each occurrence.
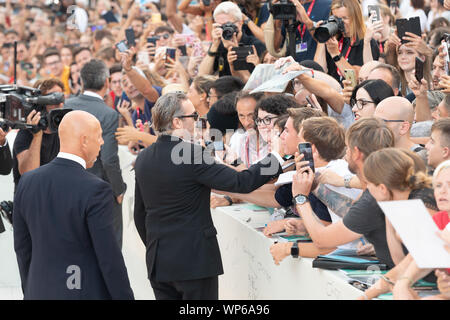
[314,0,381,82]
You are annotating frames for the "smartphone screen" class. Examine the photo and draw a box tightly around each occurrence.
[298,142,315,172]
[368,5,380,22]
[415,57,424,82]
[344,69,357,87]
[125,28,136,47]
[444,37,450,76]
[166,48,176,62]
[115,41,128,53]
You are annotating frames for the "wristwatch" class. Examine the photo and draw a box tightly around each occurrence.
[291,241,299,258]
[207,50,219,57]
[332,54,342,62]
[293,194,309,205]
[308,20,318,31]
[344,174,352,188]
[244,18,251,25]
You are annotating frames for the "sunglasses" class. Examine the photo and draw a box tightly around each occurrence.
[156,33,171,40]
[177,111,199,121]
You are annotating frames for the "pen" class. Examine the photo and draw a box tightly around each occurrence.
[360,237,366,245]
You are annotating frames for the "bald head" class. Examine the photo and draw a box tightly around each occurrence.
[358,61,382,83]
[58,110,103,168]
[375,97,414,123]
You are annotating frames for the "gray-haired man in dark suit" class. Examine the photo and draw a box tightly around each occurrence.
[64,59,126,248]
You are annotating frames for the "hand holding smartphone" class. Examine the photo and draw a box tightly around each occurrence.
[415,56,425,82]
[298,143,315,173]
[125,28,136,47]
[116,41,129,53]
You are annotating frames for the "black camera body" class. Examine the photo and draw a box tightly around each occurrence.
[271,0,297,21]
[0,85,68,133]
[314,15,346,43]
[220,23,239,41]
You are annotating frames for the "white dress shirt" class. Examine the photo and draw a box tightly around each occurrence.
[57,152,86,169]
[83,90,104,100]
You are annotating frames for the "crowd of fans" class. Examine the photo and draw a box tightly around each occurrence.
[1,0,450,300]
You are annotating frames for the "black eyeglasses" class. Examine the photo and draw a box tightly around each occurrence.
[255,116,278,126]
[381,119,406,123]
[350,99,375,110]
[177,112,199,121]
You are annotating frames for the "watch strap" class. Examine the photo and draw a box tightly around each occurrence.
[291,241,299,258]
[332,54,342,62]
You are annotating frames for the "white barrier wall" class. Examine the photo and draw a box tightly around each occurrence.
[0,139,363,300]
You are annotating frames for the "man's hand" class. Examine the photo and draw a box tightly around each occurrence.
[270,242,293,265]
[0,127,7,146]
[403,32,432,57]
[246,45,259,66]
[409,78,428,97]
[210,195,231,209]
[26,110,42,136]
[435,269,450,298]
[364,16,384,42]
[115,125,140,144]
[211,23,223,48]
[341,79,354,105]
[117,99,133,117]
[284,218,305,235]
[439,75,450,94]
[356,241,376,256]
[226,47,238,68]
[120,47,137,71]
[263,220,285,237]
[116,193,124,204]
[292,152,314,196]
[325,37,340,57]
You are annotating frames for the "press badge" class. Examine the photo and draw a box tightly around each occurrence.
[296,42,307,53]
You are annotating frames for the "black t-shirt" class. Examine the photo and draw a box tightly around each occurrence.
[213,32,266,77]
[326,37,380,82]
[13,129,60,188]
[343,189,395,268]
[275,183,332,223]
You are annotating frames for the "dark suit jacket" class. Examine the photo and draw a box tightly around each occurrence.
[13,157,134,300]
[134,135,282,282]
[0,142,12,175]
[64,94,126,197]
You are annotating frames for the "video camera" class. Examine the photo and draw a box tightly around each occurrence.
[0,85,70,134]
[270,0,297,21]
[314,15,346,43]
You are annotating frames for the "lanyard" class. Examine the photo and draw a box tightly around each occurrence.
[298,0,316,41]
[245,134,260,167]
[379,41,384,54]
[338,38,354,60]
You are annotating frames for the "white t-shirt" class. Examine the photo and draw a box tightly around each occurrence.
[406,9,428,33]
[427,10,450,31]
[316,159,363,250]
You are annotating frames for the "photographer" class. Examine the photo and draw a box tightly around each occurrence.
[12,79,64,189]
[198,1,266,77]
[0,127,12,175]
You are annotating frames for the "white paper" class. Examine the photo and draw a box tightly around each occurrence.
[250,71,306,94]
[274,171,295,186]
[378,199,450,268]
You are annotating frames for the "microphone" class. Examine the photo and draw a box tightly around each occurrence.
[25,92,65,105]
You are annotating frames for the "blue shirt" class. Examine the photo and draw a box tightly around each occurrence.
[120,86,162,127]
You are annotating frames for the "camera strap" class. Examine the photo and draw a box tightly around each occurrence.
[298,0,316,42]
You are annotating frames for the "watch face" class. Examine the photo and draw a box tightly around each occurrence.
[295,195,307,205]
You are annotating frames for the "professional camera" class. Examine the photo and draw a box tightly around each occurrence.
[314,15,346,43]
[220,23,239,41]
[271,0,297,21]
[0,85,69,134]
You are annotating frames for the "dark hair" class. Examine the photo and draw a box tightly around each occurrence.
[94,29,113,41]
[210,76,244,98]
[235,91,264,105]
[207,92,239,135]
[350,79,394,107]
[73,46,91,60]
[80,59,109,91]
[256,94,301,116]
[4,29,18,36]
[299,60,325,72]
[43,48,60,60]
[154,25,175,35]
[410,0,424,9]
[428,26,450,48]
[432,117,450,148]
[109,63,122,75]
[33,78,64,95]
[430,18,450,33]
[95,46,116,61]
[371,63,401,90]
[274,114,289,130]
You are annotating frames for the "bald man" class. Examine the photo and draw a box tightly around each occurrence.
[374,97,428,163]
[13,111,134,300]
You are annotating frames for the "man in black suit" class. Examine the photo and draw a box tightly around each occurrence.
[65,59,126,248]
[0,127,12,175]
[134,92,285,300]
[13,110,134,300]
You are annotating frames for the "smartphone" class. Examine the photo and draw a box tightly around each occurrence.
[368,5,380,22]
[396,18,409,43]
[344,69,357,87]
[408,16,422,37]
[232,45,254,71]
[444,35,450,76]
[115,41,128,53]
[147,37,158,45]
[298,142,315,173]
[178,45,187,56]
[165,47,176,62]
[125,28,136,47]
[415,57,424,82]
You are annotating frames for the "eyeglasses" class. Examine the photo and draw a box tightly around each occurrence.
[46,60,61,67]
[255,116,278,126]
[177,111,199,121]
[351,99,375,110]
[381,119,406,123]
[156,33,170,40]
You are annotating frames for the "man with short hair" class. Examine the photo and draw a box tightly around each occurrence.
[13,79,65,190]
[432,94,450,120]
[13,110,134,300]
[134,92,284,300]
[64,59,126,248]
[43,49,71,95]
[73,47,93,71]
[374,97,428,163]
[367,63,401,96]
[290,117,397,268]
[207,76,244,107]
[425,118,450,169]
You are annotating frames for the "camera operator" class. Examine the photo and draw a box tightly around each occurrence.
[0,127,12,175]
[198,1,266,77]
[12,79,65,189]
